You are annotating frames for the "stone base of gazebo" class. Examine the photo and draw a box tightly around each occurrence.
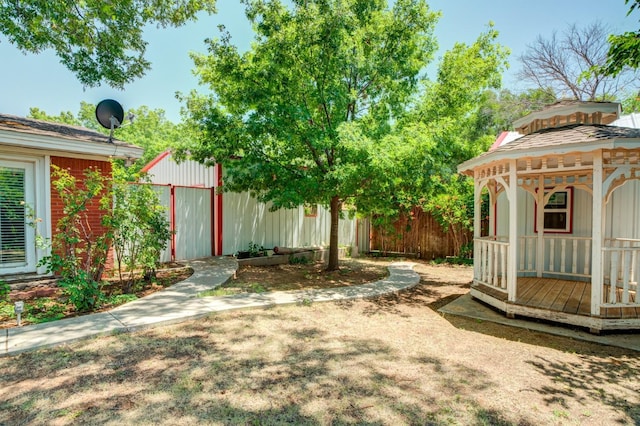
[471,278,640,333]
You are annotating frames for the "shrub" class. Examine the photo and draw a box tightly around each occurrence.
[0,280,10,302]
[108,163,171,292]
[33,166,111,311]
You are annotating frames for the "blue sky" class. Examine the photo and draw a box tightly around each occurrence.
[0,0,637,123]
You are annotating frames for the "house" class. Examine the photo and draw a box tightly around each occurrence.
[0,114,143,277]
[458,101,640,333]
[141,150,369,261]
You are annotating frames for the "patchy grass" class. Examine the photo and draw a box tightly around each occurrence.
[1,261,638,425]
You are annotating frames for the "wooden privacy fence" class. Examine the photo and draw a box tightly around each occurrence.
[370,207,471,260]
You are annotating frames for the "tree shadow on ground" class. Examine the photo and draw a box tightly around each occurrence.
[1,306,532,426]
[524,353,640,423]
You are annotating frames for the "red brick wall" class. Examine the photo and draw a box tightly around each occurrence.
[49,157,114,271]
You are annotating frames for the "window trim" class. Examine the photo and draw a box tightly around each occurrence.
[534,187,574,234]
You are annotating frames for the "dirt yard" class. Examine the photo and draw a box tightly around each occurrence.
[1,258,638,425]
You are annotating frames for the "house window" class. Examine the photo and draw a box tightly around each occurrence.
[0,159,37,274]
[537,189,573,233]
[0,166,27,266]
[304,204,318,217]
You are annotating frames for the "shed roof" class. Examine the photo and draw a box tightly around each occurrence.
[0,113,143,159]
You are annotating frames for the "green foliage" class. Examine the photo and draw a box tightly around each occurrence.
[107,163,171,293]
[387,26,508,247]
[601,0,640,77]
[36,166,111,311]
[24,162,170,312]
[59,273,105,313]
[248,242,265,258]
[116,106,194,167]
[481,88,557,133]
[22,298,66,324]
[28,108,80,126]
[103,294,138,306]
[182,0,439,270]
[289,255,310,265]
[249,283,268,293]
[0,0,217,87]
[198,281,267,297]
[0,280,10,302]
[422,175,474,257]
[48,166,111,281]
[621,91,640,113]
[360,26,509,227]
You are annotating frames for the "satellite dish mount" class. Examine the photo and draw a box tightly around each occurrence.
[95,99,125,142]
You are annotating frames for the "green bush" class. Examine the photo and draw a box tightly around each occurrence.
[108,163,171,292]
[58,271,103,312]
[0,280,10,302]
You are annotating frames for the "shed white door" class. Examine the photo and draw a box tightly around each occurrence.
[174,187,212,260]
[0,160,36,274]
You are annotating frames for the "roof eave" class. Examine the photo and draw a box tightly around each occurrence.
[512,102,621,130]
[0,129,144,160]
[458,137,640,174]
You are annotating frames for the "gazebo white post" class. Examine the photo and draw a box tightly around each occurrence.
[536,174,545,278]
[507,160,518,303]
[473,170,481,282]
[591,152,603,316]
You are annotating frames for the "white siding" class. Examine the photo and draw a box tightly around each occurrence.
[497,187,594,238]
[494,180,640,275]
[572,188,592,237]
[221,191,357,255]
[606,179,640,239]
[496,191,510,236]
[145,152,217,187]
[153,185,172,263]
[144,152,360,259]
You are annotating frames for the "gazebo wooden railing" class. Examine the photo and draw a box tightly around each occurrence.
[518,235,592,278]
[474,236,640,311]
[475,236,508,290]
[602,238,640,307]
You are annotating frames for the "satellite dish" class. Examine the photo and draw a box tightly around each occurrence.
[95,99,124,142]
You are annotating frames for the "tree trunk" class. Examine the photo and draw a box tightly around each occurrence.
[327,195,341,271]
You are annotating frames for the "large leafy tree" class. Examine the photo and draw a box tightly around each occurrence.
[183,0,440,270]
[0,0,216,87]
[357,27,509,217]
[602,0,640,76]
[481,87,557,135]
[372,28,509,256]
[28,103,187,167]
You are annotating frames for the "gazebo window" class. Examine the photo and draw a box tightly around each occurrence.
[536,188,573,233]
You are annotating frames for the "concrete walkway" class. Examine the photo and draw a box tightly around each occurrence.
[2,258,420,356]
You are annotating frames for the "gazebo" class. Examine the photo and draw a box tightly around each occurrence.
[458,101,640,333]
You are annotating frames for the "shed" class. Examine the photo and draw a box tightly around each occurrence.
[142,151,369,261]
[0,113,143,277]
[458,101,640,333]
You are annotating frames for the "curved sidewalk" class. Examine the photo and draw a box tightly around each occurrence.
[2,257,419,356]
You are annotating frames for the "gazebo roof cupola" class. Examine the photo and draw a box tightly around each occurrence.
[512,100,621,135]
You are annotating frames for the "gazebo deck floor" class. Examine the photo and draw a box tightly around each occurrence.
[473,277,640,320]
